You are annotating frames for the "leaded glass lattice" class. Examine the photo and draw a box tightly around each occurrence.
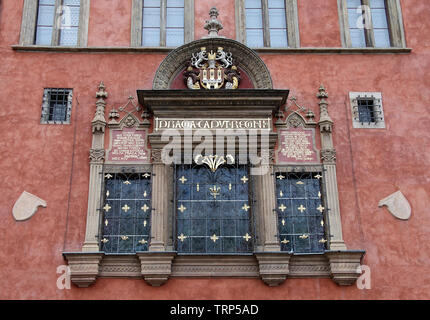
[175,161,253,254]
[275,171,327,253]
[100,172,152,253]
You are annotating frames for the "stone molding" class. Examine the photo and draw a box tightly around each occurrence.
[152,38,274,89]
[63,251,365,287]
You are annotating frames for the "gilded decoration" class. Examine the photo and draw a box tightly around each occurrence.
[184,47,241,90]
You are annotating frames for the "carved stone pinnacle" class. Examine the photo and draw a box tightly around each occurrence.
[204,7,224,38]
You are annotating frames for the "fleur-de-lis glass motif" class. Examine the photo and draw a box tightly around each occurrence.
[209,185,221,199]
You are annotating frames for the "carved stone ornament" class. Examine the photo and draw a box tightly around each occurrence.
[184,46,241,90]
[326,251,365,286]
[137,252,176,287]
[63,253,103,288]
[255,253,291,286]
[321,149,337,164]
[378,191,412,220]
[89,148,105,163]
[12,191,47,221]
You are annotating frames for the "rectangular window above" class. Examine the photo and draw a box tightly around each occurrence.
[20,0,90,46]
[350,92,386,128]
[338,0,406,48]
[131,0,193,47]
[40,88,73,124]
[236,0,300,48]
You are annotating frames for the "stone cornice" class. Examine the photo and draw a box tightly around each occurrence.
[63,250,365,287]
[11,45,412,55]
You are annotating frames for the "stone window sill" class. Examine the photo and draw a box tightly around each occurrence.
[63,250,365,287]
[12,45,411,55]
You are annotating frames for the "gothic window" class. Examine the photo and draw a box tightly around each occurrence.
[131,0,194,47]
[349,92,386,128]
[40,88,73,124]
[275,171,327,253]
[338,0,406,48]
[175,161,254,254]
[100,172,152,253]
[236,0,300,48]
[19,0,90,46]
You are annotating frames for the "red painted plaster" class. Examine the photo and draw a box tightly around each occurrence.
[0,0,429,300]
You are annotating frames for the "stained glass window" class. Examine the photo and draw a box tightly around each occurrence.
[175,161,253,254]
[100,172,152,253]
[275,171,327,253]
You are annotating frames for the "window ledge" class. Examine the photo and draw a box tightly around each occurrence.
[12,45,412,55]
[63,250,365,287]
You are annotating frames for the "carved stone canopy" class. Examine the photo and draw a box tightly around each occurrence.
[152,38,273,90]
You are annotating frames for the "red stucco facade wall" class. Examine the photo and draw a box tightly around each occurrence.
[0,0,429,299]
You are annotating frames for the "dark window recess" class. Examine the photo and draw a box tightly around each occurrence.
[100,172,152,254]
[275,171,327,253]
[354,98,383,124]
[175,160,254,254]
[41,88,73,124]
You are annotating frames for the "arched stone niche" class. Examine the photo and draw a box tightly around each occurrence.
[152,38,273,90]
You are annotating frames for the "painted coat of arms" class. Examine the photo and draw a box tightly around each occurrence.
[184,47,241,90]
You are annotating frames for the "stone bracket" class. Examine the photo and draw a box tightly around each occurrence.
[326,250,366,286]
[63,252,103,288]
[255,252,291,287]
[137,252,176,287]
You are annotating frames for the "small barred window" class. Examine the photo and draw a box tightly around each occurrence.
[275,171,327,253]
[100,172,152,254]
[40,88,73,124]
[350,92,386,129]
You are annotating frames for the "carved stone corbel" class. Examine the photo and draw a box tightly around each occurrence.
[255,252,291,286]
[137,252,176,286]
[63,253,103,288]
[326,251,365,286]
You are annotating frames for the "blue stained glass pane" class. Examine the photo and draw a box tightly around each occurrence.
[245,8,263,28]
[63,0,80,5]
[166,28,184,46]
[268,8,286,28]
[270,29,288,47]
[371,8,388,28]
[35,27,53,45]
[347,0,362,8]
[167,8,184,27]
[59,28,78,46]
[39,0,55,5]
[246,29,264,48]
[144,0,161,7]
[37,5,55,26]
[268,0,285,9]
[370,0,386,8]
[143,7,160,27]
[350,28,366,47]
[167,0,184,7]
[245,0,262,9]
[142,28,160,46]
[374,28,391,47]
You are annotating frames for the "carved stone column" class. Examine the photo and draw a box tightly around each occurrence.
[254,166,280,252]
[82,82,108,252]
[317,85,347,251]
[149,149,169,252]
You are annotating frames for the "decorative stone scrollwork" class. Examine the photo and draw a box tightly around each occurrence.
[89,149,105,163]
[321,149,337,164]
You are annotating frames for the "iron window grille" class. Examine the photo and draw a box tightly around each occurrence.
[275,168,328,253]
[174,158,255,254]
[99,169,152,254]
[40,88,73,124]
[350,92,385,128]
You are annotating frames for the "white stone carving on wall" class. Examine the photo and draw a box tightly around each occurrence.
[12,191,47,221]
[378,191,411,220]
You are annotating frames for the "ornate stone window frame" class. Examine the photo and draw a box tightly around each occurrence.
[131,0,194,47]
[337,0,406,48]
[19,0,90,46]
[235,0,300,48]
[349,92,386,129]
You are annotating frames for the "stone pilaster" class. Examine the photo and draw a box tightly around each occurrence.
[255,167,280,251]
[82,82,108,252]
[317,85,347,251]
[149,149,169,252]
